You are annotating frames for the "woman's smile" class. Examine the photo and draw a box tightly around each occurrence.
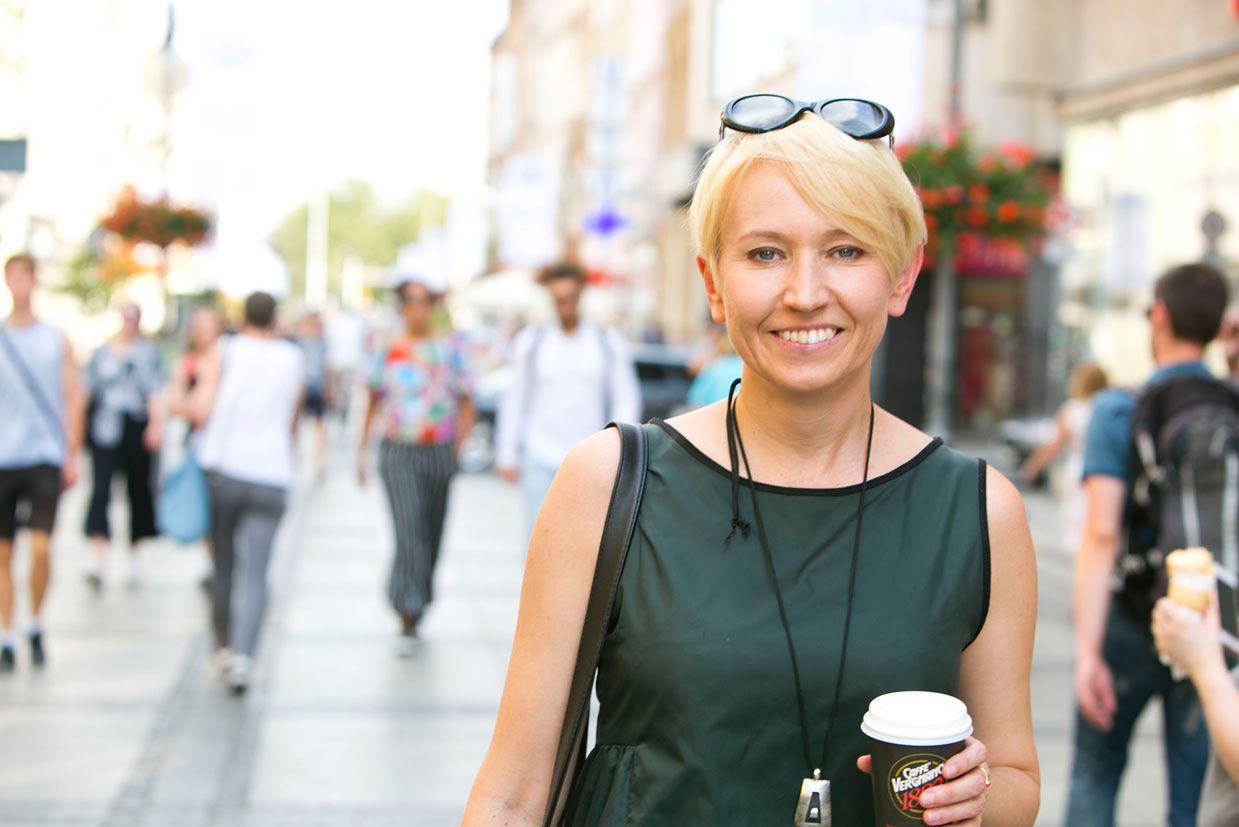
[772,325,843,349]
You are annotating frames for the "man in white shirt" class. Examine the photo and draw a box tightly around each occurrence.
[495,263,641,534]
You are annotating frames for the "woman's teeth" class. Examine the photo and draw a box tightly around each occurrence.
[778,328,839,345]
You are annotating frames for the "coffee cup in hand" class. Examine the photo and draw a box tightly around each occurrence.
[861,691,973,825]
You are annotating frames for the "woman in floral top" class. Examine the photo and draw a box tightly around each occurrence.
[357,277,475,654]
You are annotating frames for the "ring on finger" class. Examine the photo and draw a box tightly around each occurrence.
[979,764,992,787]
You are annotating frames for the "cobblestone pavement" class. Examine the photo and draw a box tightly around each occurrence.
[0,437,1170,825]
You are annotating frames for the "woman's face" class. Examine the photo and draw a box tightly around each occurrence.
[400,284,436,330]
[699,161,921,397]
[190,310,221,350]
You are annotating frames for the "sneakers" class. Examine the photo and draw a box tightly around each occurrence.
[210,647,231,681]
[226,654,252,696]
[28,632,45,668]
[396,634,421,659]
[0,646,13,673]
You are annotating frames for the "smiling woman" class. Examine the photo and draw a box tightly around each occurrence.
[463,98,1039,827]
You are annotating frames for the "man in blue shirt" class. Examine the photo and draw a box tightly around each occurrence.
[1067,262,1230,826]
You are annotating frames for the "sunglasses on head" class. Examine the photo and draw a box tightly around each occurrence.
[719,94,896,147]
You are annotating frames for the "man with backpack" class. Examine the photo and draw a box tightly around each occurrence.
[1067,262,1233,826]
[0,254,82,671]
[495,262,641,535]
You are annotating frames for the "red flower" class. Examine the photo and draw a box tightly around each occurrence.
[966,207,988,228]
[996,201,1020,223]
[924,213,938,232]
[944,185,963,204]
[977,154,997,173]
[968,184,989,204]
[997,140,1035,166]
[921,188,943,209]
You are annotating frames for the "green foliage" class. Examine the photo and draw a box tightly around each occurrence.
[53,245,140,312]
[268,180,450,299]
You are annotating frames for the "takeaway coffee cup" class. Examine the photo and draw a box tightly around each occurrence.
[861,691,973,825]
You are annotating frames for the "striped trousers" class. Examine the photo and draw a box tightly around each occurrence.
[378,440,456,618]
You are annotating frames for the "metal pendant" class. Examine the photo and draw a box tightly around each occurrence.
[794,771,831,826]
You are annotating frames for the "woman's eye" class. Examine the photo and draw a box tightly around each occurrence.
[749,248,780,263]
[833,246,865,260]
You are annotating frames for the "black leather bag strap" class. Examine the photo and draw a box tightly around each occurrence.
[543,421,648,826]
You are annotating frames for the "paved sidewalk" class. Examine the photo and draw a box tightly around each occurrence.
[0,446,523,826]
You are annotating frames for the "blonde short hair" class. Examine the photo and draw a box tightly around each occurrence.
[689,115,926,282]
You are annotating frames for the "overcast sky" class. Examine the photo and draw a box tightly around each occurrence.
[176,0,509,227]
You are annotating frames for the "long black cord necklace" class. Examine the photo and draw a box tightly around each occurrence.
[725,382,874,827]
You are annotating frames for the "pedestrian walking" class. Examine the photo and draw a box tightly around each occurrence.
[0,253,82,671]
[464,96,1039,825]
[685,324,744,408]
[1020,360,1108,553]
[1067,263,1232,826]
[167,305,223,589]
[190,292,304,694]
[494,262,641,534]
[357,277,475,655]
[297,311,330,476]
[82,302,163,588]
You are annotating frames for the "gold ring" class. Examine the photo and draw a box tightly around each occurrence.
[980,765,992,787]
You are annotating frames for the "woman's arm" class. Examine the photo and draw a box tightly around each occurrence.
[356,389,380,485]
[185,342,221,428]
[1153,597,1239,782]
[916,466,1039,826]
[1019,407,1069,484]
[167,356,189,419]
[454,395,476,457]
[462,429,621,825]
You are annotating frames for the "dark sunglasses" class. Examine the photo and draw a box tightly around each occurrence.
[719,94,895,147]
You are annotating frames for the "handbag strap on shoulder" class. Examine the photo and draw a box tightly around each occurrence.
[543,421,648,826]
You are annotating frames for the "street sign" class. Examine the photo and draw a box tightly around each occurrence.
[0,139,27,172]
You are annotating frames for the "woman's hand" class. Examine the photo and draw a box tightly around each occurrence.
[1152,596,1225,680]
[858,737,990,826]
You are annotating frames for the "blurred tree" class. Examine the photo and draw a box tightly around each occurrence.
[269,180,449,299]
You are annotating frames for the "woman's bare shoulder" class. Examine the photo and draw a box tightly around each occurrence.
[541,428,624,520]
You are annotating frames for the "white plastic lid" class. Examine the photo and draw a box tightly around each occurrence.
[860,691,974,747]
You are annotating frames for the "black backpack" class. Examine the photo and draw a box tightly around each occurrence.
[1116,374,1239,623]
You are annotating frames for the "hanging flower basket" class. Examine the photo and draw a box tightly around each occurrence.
[898,133,1051,268]
[99,186,213,250]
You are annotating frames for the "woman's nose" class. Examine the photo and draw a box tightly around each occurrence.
[781,255,829,312]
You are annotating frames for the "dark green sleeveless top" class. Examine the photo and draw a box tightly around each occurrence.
[564,422,990,826]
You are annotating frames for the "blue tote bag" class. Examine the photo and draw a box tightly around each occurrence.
[157,450,210,543]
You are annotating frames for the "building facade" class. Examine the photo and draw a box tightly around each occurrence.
[1057,0,1239,385]
[487,0,1077,426]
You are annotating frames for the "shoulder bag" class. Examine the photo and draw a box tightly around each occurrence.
[542,420,648,826]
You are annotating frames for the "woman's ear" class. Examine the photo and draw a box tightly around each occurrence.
[887,246,925,318]
[698,256,726,324]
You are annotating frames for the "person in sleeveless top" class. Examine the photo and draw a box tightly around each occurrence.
[190,292,304,694]
[464,99,1039,825]
[0,254,82,671]
[168,305,224,591]
[1020,361,1108,554]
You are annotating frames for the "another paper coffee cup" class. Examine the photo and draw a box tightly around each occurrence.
[861,691,973,825]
